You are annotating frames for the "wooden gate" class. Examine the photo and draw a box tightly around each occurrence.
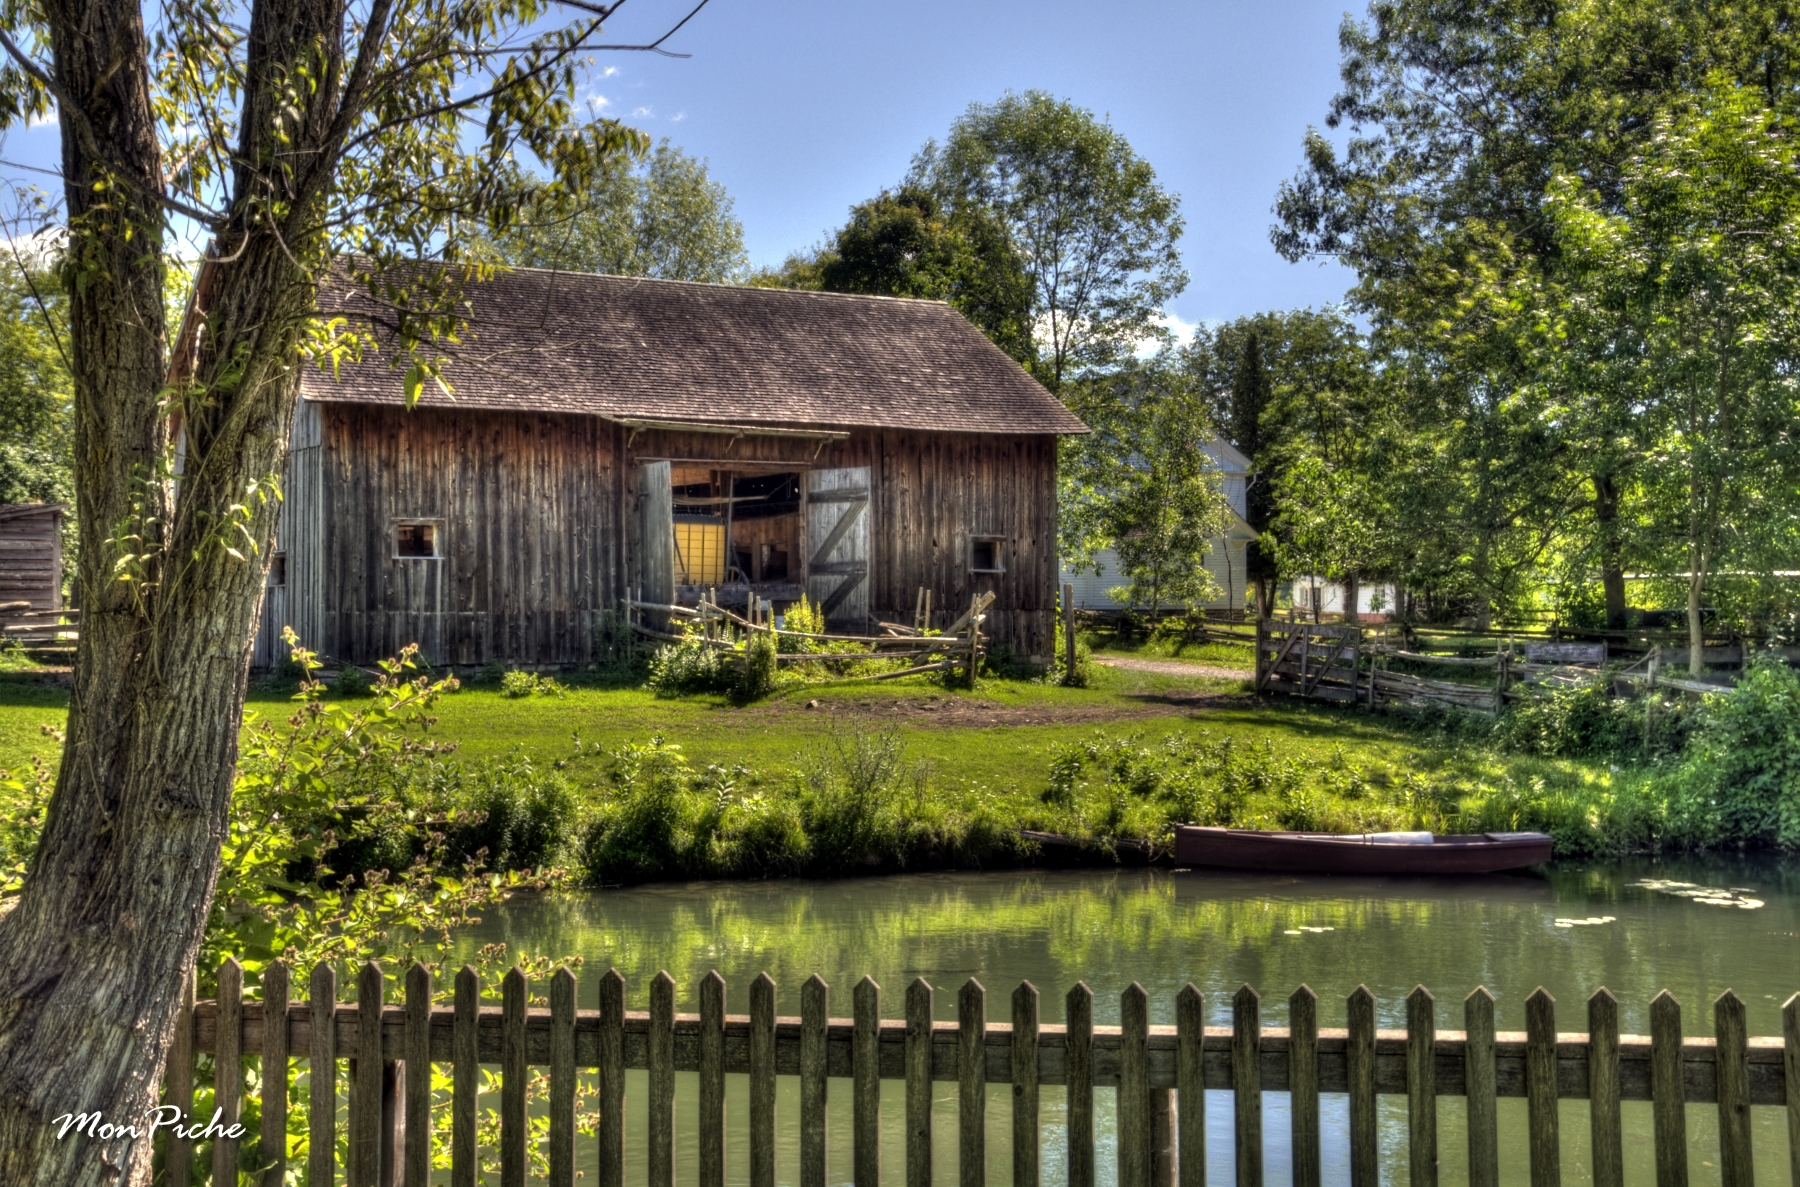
[1255,621,1365,701]
[804,467,870,629]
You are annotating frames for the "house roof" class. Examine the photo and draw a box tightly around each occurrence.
[1201,437,1252,474]
[301,266,1088,436]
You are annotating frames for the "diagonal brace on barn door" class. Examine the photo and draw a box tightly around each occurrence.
[808,493,869,569]
[809,492,869,618]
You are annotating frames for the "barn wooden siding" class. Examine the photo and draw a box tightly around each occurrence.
[0,504,64,612]
[255,403,1057,667]
[253,402,325,668]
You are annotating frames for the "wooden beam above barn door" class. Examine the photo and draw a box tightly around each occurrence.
[613,417,850,451]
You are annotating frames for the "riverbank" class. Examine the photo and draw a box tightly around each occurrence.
[2,643,1781,890]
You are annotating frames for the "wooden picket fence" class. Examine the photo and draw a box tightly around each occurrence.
[161,959,1800,1187]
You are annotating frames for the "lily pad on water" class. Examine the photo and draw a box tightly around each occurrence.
[1632,879,1763,909]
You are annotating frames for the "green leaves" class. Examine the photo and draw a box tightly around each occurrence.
[484,140,748,284]
[1060,355,1229,612]
[911,90,1187,390]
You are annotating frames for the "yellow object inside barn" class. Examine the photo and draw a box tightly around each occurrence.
[673,520,725,584]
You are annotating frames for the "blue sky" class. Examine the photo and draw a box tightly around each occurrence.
[0,0,1362,330]
[592,0,1362,330]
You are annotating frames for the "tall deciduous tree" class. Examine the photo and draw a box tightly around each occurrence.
[911,91,1186,392]
[817,186,1034,364]
[1187,309,1383,614]
[1548,78,1800,671]
[486,139,749,283]
[1061,357,1229,616]
[1272,0,1800,629]
[0,0,672,1179]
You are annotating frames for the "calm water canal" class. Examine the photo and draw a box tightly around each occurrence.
[460,857,1800,1187]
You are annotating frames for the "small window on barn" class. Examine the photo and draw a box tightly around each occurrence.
[971,537,1004,573]
[395,521,441,559]
[268,552,287,587]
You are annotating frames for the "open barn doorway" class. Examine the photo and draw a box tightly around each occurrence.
[667,464,807,613]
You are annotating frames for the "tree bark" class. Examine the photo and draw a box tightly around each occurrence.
[1593,475,1628,630]
[1341,569,1360,626]
[0,0,346,1180]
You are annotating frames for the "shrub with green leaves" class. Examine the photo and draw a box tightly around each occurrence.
[581,736,717,881]
[433,754,583,871]
[736,630,779,699]
[212,634,542,982]
[1494,674,1692,760]
[780,595,827,649]
[500,669,565,698]
[646,627,732,695]
[1657,657,1800,849]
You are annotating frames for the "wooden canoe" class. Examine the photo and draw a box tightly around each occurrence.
[1172,826,1553,875]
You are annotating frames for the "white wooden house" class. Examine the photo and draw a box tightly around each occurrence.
[1058,437,1260,611]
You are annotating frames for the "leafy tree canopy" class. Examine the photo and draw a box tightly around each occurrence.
[483,139,749,283]
[0,249,71,507]
[815,186,1034,364]
[1060,355,1229,613]
[910,90,1187,391]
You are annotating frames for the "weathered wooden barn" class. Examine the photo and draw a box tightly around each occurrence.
[0,503,64,611]
[252,268,1086,669]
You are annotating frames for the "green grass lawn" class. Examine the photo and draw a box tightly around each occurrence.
[0,651,1615,814]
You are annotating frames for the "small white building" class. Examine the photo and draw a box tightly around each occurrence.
[1284,577,1399,621]
[1059,438,1261,611]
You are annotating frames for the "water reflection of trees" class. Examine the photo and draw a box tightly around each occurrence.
[461,860,1798,1035]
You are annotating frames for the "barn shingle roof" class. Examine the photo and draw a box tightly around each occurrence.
[301,266,1087,435]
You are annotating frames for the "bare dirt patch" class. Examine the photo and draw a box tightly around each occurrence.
[1092,655,1251,681]
[744,688,1251,728]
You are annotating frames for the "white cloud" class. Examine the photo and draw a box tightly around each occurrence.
[27,106,56,130]
[584,92,613,114]
[669,111,686,123]
[1154,310,1201,346]
[601,66,618,77]
[631,105,652,117]
[1131,308,1205,358]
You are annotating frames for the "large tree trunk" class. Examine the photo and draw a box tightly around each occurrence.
[1341,569,1360,626]
[0,0,338,1180]
[1593,474,1628,630]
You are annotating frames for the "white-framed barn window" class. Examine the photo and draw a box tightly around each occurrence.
[394,520,443,559]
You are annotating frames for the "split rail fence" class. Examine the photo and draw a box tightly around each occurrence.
[626,589,995,684]
[1252,622,1671,714]
[0,600,77,646]
[164,959,1800,1187]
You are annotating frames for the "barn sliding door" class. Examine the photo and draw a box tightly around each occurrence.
[637,461,674,614]
[805,467,870,629]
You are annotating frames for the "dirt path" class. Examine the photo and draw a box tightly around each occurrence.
[1092,655,1250,681]
[738,658,1254,728]
[746,693,1247,727]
